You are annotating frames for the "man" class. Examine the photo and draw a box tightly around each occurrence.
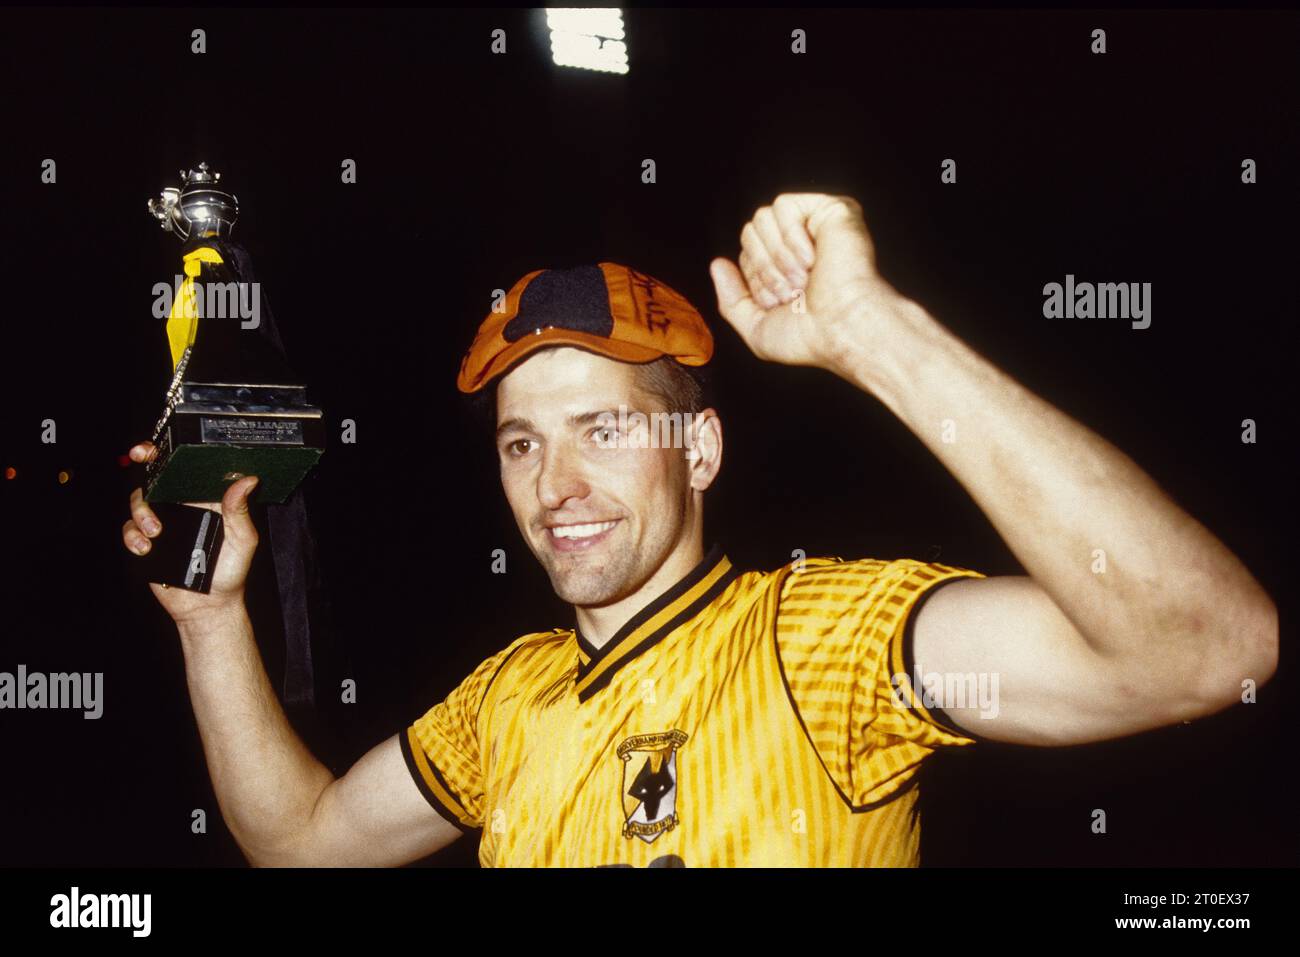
[122,193,1277,867]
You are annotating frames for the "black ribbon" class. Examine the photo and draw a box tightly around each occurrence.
[209,238,324,714]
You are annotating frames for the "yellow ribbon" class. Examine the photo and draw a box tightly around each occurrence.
[166,246,225,370]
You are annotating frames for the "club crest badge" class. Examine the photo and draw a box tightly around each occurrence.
[617,730,688,842]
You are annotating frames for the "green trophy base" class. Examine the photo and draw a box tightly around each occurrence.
[145,443,324,505]
[145,383,326,505]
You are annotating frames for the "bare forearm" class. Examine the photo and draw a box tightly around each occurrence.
[176,606,334,865]
[834,296,1275,673]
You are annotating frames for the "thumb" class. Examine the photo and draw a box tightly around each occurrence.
[220,475,260,546]
[708,257,764,349]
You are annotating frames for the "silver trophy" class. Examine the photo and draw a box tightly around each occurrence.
[143,162,325,505]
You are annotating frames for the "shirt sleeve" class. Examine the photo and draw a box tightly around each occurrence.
[775,556,987,808]
[400,645,515,832]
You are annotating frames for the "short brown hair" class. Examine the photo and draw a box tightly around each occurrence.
[631,355,708,416]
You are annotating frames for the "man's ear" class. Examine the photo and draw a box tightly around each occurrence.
[686,407,723,492]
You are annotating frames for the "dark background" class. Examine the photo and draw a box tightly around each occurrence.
[0,8,1295,868]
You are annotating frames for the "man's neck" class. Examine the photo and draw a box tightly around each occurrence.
[575,537,705,651]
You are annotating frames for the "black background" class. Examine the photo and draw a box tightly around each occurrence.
[0,7,1295,869]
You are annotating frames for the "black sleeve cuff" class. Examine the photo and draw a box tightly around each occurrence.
[399,726,478,834]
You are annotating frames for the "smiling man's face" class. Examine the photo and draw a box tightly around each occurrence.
[494,346,716,608]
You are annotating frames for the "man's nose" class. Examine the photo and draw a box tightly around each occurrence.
[536,443,591,510]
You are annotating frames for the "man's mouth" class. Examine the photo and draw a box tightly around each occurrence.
[546,519,621,552]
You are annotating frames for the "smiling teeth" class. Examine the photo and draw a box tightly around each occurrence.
[551,521,617,540]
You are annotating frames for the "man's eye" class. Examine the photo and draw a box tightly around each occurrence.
[592,426,618,446]
[507,439,535,456]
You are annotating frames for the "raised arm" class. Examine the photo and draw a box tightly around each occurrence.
[708,194,1278,746]
[123,443,463,865]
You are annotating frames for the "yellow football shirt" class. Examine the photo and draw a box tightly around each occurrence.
[401,543,986,866]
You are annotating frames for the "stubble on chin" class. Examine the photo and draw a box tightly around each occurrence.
[545,548,641,607]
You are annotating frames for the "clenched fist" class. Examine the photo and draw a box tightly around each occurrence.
[708,193,905,374]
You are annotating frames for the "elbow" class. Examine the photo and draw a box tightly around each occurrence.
[232,833,288,869]
[230,814,322,868]
[243,780,336,868]
[1233,591,1278,691]
[241,837,315,869]
[1248,595,1279,686]
[1187,592,1278,717]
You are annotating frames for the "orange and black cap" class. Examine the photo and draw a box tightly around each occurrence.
[457,262,713,394]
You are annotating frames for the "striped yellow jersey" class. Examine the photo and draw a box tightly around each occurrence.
[401,543,987,866]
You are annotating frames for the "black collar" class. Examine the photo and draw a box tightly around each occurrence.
[573,542,740,702]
